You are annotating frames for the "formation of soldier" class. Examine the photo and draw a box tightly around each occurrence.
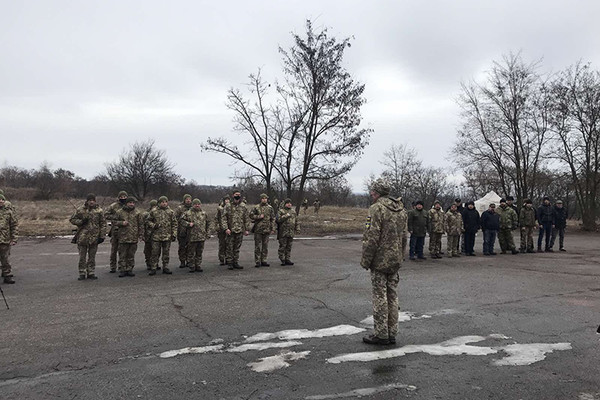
[405,196,569,261]
[64,189,301,280]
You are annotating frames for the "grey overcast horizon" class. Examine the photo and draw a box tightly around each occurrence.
[2,0,599,192]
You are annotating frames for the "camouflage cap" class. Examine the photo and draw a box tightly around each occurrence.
[126,197,137,203]
[158,196,168,203]
[149,199,158,207]
[192,198,201,205]
[86,193,96,201]
[222,194,230,201]
[370,178,390,196]
[183,194,192,200]
[0,189,4,195]
[0,194,5,201]
[118,191,128,198]
[260,193,268,199]
[433,199,441,205]
[283,198,292,204]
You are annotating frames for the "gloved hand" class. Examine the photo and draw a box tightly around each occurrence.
[97,237,105,244]
[171,235,176,242]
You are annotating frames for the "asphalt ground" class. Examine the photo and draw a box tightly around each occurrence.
[0,233,599,399]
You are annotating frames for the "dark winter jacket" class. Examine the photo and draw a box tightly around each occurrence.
[462,207,481,233]
[537,204,555,225]
[480,210,500,231]
[553,206,567,229]
[407,208,429,237]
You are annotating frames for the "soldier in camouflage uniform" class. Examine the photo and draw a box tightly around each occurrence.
[445,204,464,257]
[104,190,128,273]
[215,195,230,265]
[69,194,106,281]
[428,200,445,259]
[302,198,309,214]
[175,194,193,268]
[250,193,276,268]
[277,198,298,265]
[222,190,249,270]
[0,190,15,212]
[313,199,321,214]
[497,198,519,254]
[519,199,537,253]
[396,197,408,261]
[143,200,158,269]
[147,196,177,275]
[181,199,210,273]
[113,197,144,277]
[0,194,18,284]
[361,179,402,346]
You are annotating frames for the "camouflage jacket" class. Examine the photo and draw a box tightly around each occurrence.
[181,208,210,242]
[214,204,226,233]
[69,204,106,246]
[114,207,144,243]
[519,206,537,228]
[497,205,518,230]
[142,207,157,241]
[250,203,275,234]
[175,203,192,237]
[429,208,446,234]
[445,210,464,236]
[360,196,402,274]
[0,205,19,244]
[277,208,299,238]
[104,201,124,238]
[397,203,408,237]
[222,202,249,234]
[147,206,177,241]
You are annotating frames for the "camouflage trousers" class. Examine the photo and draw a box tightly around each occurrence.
[447,235,460,256]
[520,227,534,251]
[226,232,244,264]
[370,269,400,339]
[429,232,443,256]
[498,229,516,252]
[278,237,293,261]
[151,240,171,270]
[217,231,228,263]
[0,243,13,277]
[77,242,98,276]
[109,235,119,272]
[187,241,205,270]
[143,239,153,267]
[178,235,189,264]
[254,233,270,264]
[118,242,138,272]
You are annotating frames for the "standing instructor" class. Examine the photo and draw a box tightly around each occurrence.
[361,179,402,345]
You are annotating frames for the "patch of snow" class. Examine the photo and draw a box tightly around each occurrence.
[248,351,310,373]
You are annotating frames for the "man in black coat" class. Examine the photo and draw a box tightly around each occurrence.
[480,203,500,256]
[550,200,567,251]
[537,197,555,252]
[462,201,480,256]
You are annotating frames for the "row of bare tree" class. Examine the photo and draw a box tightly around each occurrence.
[454,52,600,230]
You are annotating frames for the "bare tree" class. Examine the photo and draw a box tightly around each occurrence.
[277,20,371,213]
[410,166,450,209]
[550,62,600,230]
[454,52,551,205]
[105,139,180,201]
[202,70,285,197]
[33,162,56,200]
[379,144,420,199]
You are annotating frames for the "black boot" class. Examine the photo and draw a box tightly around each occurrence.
[119,271,127,277]
[261,262,270,267]
[87,274,98,280]
[126,271,135,277]
[255,263,261,268]
[362,335,389,345]
[149,270,156,276]
[162,268,172,275]
[179,262,187,268]
[3,276,15,284]
[285,260,294,265]
[78,275,86,281]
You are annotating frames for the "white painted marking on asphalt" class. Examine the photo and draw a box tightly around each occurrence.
[492,343,572,366]
[305,382,417,399]
[248,351,311,372]
[579,393,600,400]
[328,335,495,364]
[53,251,108,256]
[244,325,365,343]
[327,334,572,366]
[295,236,337,240]
[159,344,224,358]
[228,341,302,353]
[360,312,432,327]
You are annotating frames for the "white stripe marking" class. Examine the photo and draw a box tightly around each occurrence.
[159,344,224,358]
[228,341,302,353]
[305,382,417,399]
[159,341,302,359]
[244,325,365,343]
[248,351,311,372]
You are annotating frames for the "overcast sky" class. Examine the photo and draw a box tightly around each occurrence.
[2,0,600,192]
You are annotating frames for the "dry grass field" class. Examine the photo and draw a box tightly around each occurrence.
[12,199,367,237]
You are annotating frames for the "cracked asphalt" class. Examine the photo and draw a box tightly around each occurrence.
[1,233,599,399]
